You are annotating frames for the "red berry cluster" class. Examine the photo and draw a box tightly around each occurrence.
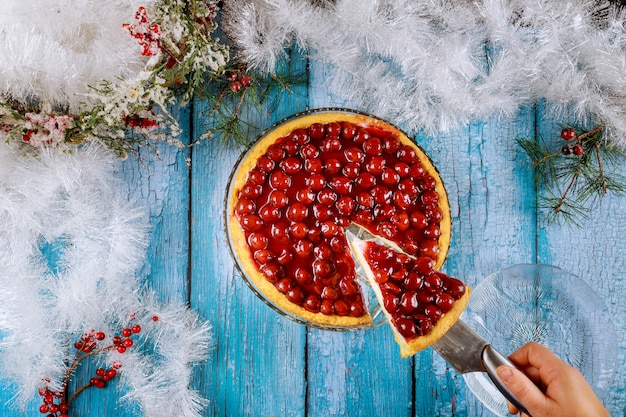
[37,387,67,417]
[560,128,584,156]
[37,314,156,416]
[123,113,159,130]
[226,70,252,93]
[122,7,162,57]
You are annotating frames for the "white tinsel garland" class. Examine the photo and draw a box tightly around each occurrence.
[0,142,210,417]
[223,0,626,146]
[0,0,152,112]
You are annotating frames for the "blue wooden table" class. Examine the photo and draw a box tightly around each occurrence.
[4,51,626,416]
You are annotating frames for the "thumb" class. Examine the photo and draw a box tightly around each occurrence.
[497,365,547,416]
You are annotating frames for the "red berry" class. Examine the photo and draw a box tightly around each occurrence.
[152,315,159,322]
[96,367,106,377]
[308,123,325,140]
[436,293,455,313]
[326,122,341,137]
[396,317,418,338]
[560,128,576,140]
[399,292,419,314]
[572,145,584,156]
[240,75,252,87]
[39,404,49,414]
[95,331,106,340]
[230,81,242,92]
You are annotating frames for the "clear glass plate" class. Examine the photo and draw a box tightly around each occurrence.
[462,264,618,416]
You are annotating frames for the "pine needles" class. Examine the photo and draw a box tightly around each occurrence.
[518,126,626,225]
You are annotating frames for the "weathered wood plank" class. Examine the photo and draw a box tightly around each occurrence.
[189,47,309,417]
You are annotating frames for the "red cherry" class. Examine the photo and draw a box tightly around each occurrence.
[240,183,262,199]
[354,209,374,225]
[421,190,439,208]
[289,222,308,239]
[398,178,419,199]
[365,156,386,175]
[268,190,288,208]
[271,222,290,243]
[355,172,376,189]
[337,196,356,216]
[317,188,338,205]
[404,272,423,291]
[339,278,359,297]
[344,147,365,162]
[295,268,313,285]
[300,143,319,159]
[261,263,284,283]
[287,202,309,222]
[303,295,321,312]
[420,239,439,258]
[410,211,428,229]
[286,287,306,304]
[255,155,275,172]
[322,137,342,153]
[304,158,323,173]
[276,278,294,294]
[341,122,357,139]
[560,127,576,140]
[357,192,374,208]
[320,300,335,315]
[393,191,412,210]
[276,248,293,265]
[423,273,443,292]
[294,240,314,257]
[436,293,455,313]
[248,169,266,185]
[349,302,365,317]
[419,175,437,190]
[342,162,360,179]
[381,167,400,185]
[395,317,418,338]
[235,198,255,215]
[397,146,418,163]
[444,277,466,299]
[280,156,303,174]
[254,249,274,264]
[296,187,315,204]
[422,224,441,239]
[269,170,291,189]
[259,204,281,222]
[248,232,268,249]
[414,314,433,336]
[424,304,444,322]
[334,299,350,316]
[329,176,352,195]
[266,144,286,162]
[313,203,333,221]
[324,158,342,175]
[325,122,341,137]
[313,259,334,278]
[309,123,325,140]
[425,207,443,222]
[289,128,309,145]
[353,129,371,144]
[240,214,263,231]
[382,135,400,154]
[399,292,419,314]
[307,173,326,191]
[363,137,383,155]
[371,186,391,204]
[321,286,339,300]
[394,162,410,177]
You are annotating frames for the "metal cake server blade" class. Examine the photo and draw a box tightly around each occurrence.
[433,321,531,416]
[344,223,531,416]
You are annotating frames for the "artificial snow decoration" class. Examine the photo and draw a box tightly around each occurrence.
[223,0,626,146]
[0,0,149,111]
[0,142,210,417]
[0,0,229,156]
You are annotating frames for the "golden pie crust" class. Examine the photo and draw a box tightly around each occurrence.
[227,110,452,328]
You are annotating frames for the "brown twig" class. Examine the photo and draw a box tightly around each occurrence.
[595,142,608,194]
[555,170,580,213]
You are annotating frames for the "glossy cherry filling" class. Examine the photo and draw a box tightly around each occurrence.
[235,120,444,317]
[362,241,466,339]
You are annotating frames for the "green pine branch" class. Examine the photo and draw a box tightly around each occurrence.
[518,125,626,225]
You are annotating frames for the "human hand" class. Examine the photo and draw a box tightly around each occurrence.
[496,342,610,417]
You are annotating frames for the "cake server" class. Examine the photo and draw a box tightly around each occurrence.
[344,223,531,416]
